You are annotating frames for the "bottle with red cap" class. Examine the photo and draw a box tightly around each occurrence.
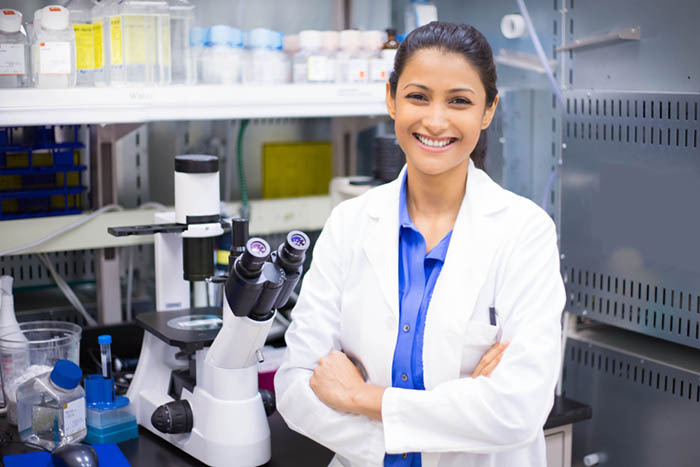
[0,9,29,88]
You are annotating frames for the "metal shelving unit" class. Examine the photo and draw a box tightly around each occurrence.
[0,83,388,126]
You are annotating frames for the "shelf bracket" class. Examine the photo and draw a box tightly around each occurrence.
[494,49,557,74]
[556,26,641,52]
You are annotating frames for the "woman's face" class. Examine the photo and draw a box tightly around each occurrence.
[386,48,498,177]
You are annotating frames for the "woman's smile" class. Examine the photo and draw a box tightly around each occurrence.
[413,133,459,152]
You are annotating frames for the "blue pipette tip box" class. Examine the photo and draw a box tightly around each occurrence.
[84,374,138,444]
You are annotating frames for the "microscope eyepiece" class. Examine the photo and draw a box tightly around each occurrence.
[278,231,310,269]
[237,238,271,278]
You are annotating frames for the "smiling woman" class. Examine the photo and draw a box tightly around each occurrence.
[275,21,565,467]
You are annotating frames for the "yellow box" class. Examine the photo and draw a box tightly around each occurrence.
[1,199,18,214]
[0,175,22,191]
[262,142,332,199]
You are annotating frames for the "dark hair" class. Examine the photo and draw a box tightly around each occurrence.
[388,22,498,169]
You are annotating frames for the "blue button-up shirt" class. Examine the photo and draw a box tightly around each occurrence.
[385,174,453,467]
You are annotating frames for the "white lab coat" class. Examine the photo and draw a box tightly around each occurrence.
[275,159,566,467]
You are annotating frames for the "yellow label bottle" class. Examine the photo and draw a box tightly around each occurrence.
[110,16,123,66]
[73,23,95,71]
[93,21,104,70]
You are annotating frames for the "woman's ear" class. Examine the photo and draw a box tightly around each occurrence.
[385,81,396,120]
[481,95,499,130]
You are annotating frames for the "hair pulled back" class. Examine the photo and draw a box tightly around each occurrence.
[388,22,498,169]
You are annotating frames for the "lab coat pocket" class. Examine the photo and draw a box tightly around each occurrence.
[460,322,500,376]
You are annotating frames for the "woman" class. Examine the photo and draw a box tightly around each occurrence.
[274,22,565,467]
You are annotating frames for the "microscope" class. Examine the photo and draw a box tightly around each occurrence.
[108,155,309,466]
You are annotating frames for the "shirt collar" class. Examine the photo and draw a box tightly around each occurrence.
[398,171,413,229]
[399,171,452,261]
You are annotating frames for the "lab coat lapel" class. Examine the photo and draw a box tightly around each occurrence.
[423,161,508,389]
[362,171,403,320]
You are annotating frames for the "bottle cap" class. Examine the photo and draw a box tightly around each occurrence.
[247,28,271,49]
[50,359,82,390]
[283,34,300,53]
[0,9,22,33]
[361,30,383,51]
[339,30,361,51]
[269,30,283,51]
[189,26,205,47]
[321,31,339,52]
[206,25,231,47]
[98,334,112,345]
[229,27,243,47]
[41,5,69,31]
[299,30,322,50]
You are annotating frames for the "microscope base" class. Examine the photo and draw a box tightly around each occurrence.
[127,333,271,467]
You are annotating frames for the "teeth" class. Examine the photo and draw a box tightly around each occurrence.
[416,134,452,148]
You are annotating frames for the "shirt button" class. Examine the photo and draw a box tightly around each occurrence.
[402,453,408,459]
[401,373,408,382]
[403,324,410,332]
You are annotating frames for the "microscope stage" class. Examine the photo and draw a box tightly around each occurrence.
[136,307,223,351]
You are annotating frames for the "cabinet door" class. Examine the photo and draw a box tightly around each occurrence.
[545,427,567,467]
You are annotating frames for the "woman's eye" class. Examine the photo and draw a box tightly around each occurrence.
[451,97,472,105]
[406,93,427,101]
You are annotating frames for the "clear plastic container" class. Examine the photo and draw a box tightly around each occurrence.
[336,29,367,83]
[200,25,242,85]
[189,26,205,83]
[281,34,299,83]
[169,0,195,85]
[242,28,285,84]
[0,9,30,88]
[16,360,86,450]
[65,0,96,86]
[321,30,338,83]
[293,29,328,83]
[0,321,81,425]
[91,0,110,86]
[112,0,170,86]
[31,5,77,88]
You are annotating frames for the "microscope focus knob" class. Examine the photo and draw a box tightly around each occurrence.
[260,390,276,417]
[151,399,194,434]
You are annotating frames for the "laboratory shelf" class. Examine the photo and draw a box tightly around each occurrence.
[0,195,332,255]
[0,84,389,126]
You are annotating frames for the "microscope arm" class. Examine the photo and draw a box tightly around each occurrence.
[205,300,275,370]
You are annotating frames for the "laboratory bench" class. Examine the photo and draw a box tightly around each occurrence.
[1,321,591,466]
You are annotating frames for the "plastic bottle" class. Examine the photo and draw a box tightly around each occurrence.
[321,30,338,83]
[0,275,23,408]
[189,26,205,84]
[362,30,384,83]
[200,25,242,84]
[169,0,195,85]
[32,5,77,88]
[282,34,299,83]
[404,0,438,35]
[370,28,398,83]
[64,0,96,86]
[103,0,125,85]
[293,30,327,83]
[336,30,366,83]
[243,28,286,84]
[115,0,169,86]
[0,9,30,88]
[16,360,87,450]
[90,0,108,86]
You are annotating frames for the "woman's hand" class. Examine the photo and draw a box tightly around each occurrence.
[472,340,510,378]
[310,350,386,421]
[310,349,366,412]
